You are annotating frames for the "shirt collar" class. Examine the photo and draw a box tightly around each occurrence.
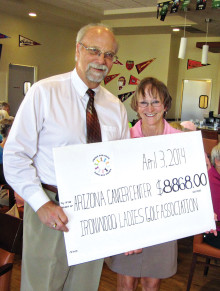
[72,69,101,98]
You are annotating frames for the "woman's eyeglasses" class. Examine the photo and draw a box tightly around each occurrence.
[138,100,162,108]
[79,42,118,62]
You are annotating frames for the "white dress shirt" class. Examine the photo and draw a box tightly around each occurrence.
[4,69,130,211]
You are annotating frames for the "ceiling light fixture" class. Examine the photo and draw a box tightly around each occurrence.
[178,13,187,59]
[173,28,180,32]
[29,12,37,17]
[201,18,211,65]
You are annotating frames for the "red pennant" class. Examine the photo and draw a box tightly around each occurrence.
[129,75,140,85]
[187,59,210,70]
[113,59,123,65]
[136,58,156,74]
[104,74,120,85]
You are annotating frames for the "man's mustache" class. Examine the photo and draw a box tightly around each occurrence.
[88,63,108,74]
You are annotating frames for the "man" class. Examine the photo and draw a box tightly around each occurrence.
[4,23,130,291]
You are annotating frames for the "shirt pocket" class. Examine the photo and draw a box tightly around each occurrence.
[101,125,120,141]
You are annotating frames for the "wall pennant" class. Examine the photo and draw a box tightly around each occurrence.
[158,1,171,21]
[113,59,123,65]
[118,91,135,102]
[196,0,207,10]
[212,0,220,8]
[118,76,126,90]
[0,33,10,38]
[129,75,140,85]
[187,59,210,69]
[170,0,180,13]
[19,35,41,47]
[136,58,156,74]
[104,73,120,85]
[126,60,134,70]
[181,0,191,11]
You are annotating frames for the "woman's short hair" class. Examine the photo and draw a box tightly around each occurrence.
[130,77,172,113]
[169,121,184,131]
[211,142,220,167]
[0,118,14,138]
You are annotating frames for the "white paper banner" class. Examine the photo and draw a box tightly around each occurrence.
[53,131,215,266]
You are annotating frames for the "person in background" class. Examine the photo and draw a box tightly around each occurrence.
[0,117,24,215]
[0,109,9,120]
[0,118,14,209]
[0,102,10,115]
[106,77,182,291]
[168,121,184,131]
[169,120,211,171]
[0,108,10,143]
[204,143,220,249]
[3,23,130,291]
[180,120,211,171]
[180,120,197,132]
[0,118,14,183]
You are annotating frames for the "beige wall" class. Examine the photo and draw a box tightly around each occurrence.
[0,12,76,101]
[0,12,220,121]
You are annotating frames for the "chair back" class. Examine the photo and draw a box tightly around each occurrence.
[201,129,218,140]
[0,213,23,291]
[202,138,218,157]
[0,212,23,253]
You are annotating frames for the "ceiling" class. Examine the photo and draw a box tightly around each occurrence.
[0,0,220,37]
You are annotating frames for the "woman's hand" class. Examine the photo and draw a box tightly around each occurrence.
[124,249,143,256]
[205,212,218,236]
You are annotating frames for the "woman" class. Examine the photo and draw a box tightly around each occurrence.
[203,142,220,249]
[105,77,181,291]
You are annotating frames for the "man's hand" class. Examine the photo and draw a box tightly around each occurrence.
[124,249,143,256]
[37,201,69,232]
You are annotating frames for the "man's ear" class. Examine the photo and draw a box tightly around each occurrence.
[75,43,81,59]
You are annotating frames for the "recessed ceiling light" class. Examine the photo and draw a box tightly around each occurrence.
[29,12,37,17]
[173,28,180,32]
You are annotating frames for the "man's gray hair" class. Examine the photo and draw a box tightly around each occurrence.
[211,142,220,167]
[76,23,118,53]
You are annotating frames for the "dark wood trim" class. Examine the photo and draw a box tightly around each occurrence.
[196,42,220,53]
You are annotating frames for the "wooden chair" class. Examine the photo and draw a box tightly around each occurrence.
[0,212,23,291]
[201,129,218,140]
[200,129,218,158]
[186,225,220,291]
[1,184,16,210]
[202,138,218,158]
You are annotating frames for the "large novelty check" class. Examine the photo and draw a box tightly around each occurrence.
[53,131,215,266]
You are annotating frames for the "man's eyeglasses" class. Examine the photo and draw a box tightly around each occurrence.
[138,100,162,108]
[79,42,118,62]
